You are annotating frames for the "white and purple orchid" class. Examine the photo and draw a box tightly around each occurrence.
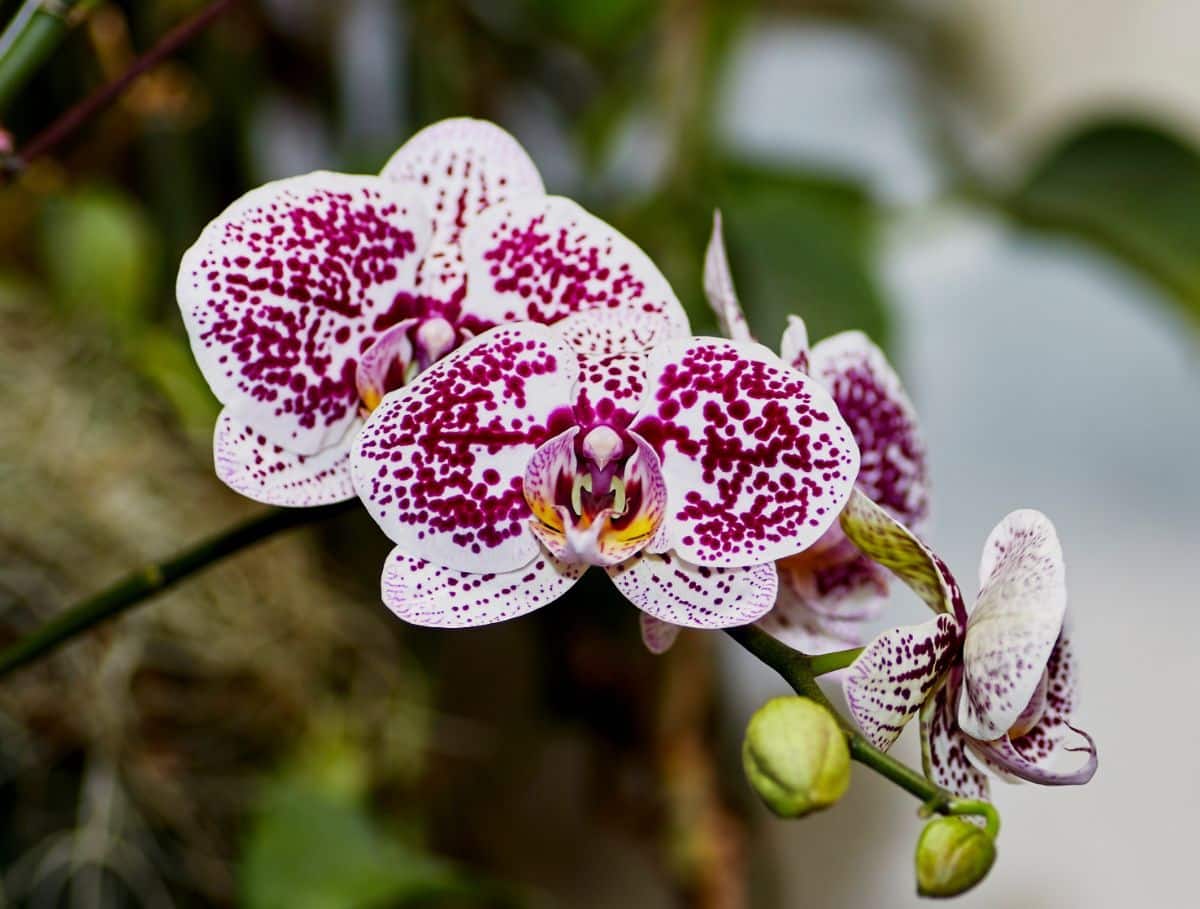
[839,489,1097,800]
[349,299,862,629]
[640,212,929,653]
[176,117,686,507]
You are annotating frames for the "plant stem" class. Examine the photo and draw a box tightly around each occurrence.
[0,0,87,115]
[0,500,356,678]
[724,624,990,824]
[808,646,862,677]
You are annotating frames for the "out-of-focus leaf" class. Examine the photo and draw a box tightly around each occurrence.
[523,0,658,50]
[1011,121,1200,323]
[242,756,505,909]
[130,327,220,436]
[39,185,159,336]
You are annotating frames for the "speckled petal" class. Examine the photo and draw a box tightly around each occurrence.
[1012,625,1082,761]
[779,315,810,374]
[380,117,544,299]
[573,349,650,419]
[703,210,752,342]
[639,614,682,654]
[380,547,583,628]
[177,172,430,455]
[351,323,574,572]
[810,331,928,528]
[634,338,859,569]
[919,677,991,801]
[838,489,965,618]
[959,510,1068,741]
[554,304,687,359]
[843,613,962,750]
[607,551,778,629]
[460,196,690,335]
[214,409,356,506]
[967,711,1096,786]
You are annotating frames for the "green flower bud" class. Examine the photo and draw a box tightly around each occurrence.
[742,696,850,818]
[915,816,997,898]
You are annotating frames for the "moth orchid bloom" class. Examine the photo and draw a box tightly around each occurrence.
[178,117,686,507]
[350,312,861,631]
[639,212,928,654]
[840,490,1097,800]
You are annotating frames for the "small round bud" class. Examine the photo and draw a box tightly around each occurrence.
[742,696,850,818]
[915,816,997,898]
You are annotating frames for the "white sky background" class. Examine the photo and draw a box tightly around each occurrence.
[717,18,1200,908]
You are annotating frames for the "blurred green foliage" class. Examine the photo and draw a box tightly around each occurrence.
[1012,121,1200,324]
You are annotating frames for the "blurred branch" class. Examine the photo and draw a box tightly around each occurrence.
[724,624,997,827]
[0,0,90,115]
[2,0,239,176]
[0,500,356,678]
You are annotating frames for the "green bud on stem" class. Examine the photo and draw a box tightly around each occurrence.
[742,696,850,818]
[915,816,997,898]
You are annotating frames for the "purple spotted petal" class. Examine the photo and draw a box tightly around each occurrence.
[356,319,416,411]
[959,510,1067,741]
[639,614,682,654]
[810,331,929,528]
[213,410,356,506]
[177,172,430,455]
[573,350,650,419]
[779,315,810,374]
[606,551,778,629]
[919,675,991,801]
[967,725,1097,787]
[459,196,689,335]
[757,589,864,654]
[839,489,965,619]
[633,338,859,569]
[351,323,574,572]
[843,613,962,750]
[380,117,544,300]
[703,210,752,342]
[380,547,583,628]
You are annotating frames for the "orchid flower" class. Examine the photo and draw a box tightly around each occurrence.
[639,212,928,653]
[349,304,862,630]
[176,117,686,507]
[840,489,1097,800]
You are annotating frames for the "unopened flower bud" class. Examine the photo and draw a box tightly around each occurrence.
[742,696,850,818]
[915,817,996,898]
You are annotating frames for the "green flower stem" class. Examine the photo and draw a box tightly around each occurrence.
[0,500,356,678]
[0,0,88,116]
[724,624,995,827]
[808,646,862,677]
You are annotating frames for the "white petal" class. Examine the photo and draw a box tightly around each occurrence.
[959,510,1067,740]
[639,614,682,654]
[703,210,752,342]
[779,315,810,374]
[213,409,356,506]
[381,547,583,628]
[919,677,991,801]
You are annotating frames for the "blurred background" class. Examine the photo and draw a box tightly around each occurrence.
[0,0,1196,906]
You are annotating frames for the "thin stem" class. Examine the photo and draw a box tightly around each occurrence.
[808,646,862,677]
[0,500,356,678]
[0,0,87,115]
[724,624,994,826]
[14,0,240,167]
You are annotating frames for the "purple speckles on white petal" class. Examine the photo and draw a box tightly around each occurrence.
[214,409,357,507]
[919,677,991,801]
[843,612,962,750]
[810,331,928,528]
[703,210,752,343]
[959,509,1067,741]
[381,547,583,628]
[351,323,574,572]
[779,315,810,375]
[460,195,690,335]
[607,551,778,629]
[634,338,860,569]
[177,172,431,455]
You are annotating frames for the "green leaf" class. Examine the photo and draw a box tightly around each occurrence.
[1011,120,1200,323]
[241,763,505,909]
[39,185,159,337]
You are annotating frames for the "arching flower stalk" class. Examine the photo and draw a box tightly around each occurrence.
[176,117,686,506]
[840,489,1097,800]
[350,310,861,631]
[640,212,929,653]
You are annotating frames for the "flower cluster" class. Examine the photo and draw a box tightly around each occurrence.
[176,117,1096,819]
